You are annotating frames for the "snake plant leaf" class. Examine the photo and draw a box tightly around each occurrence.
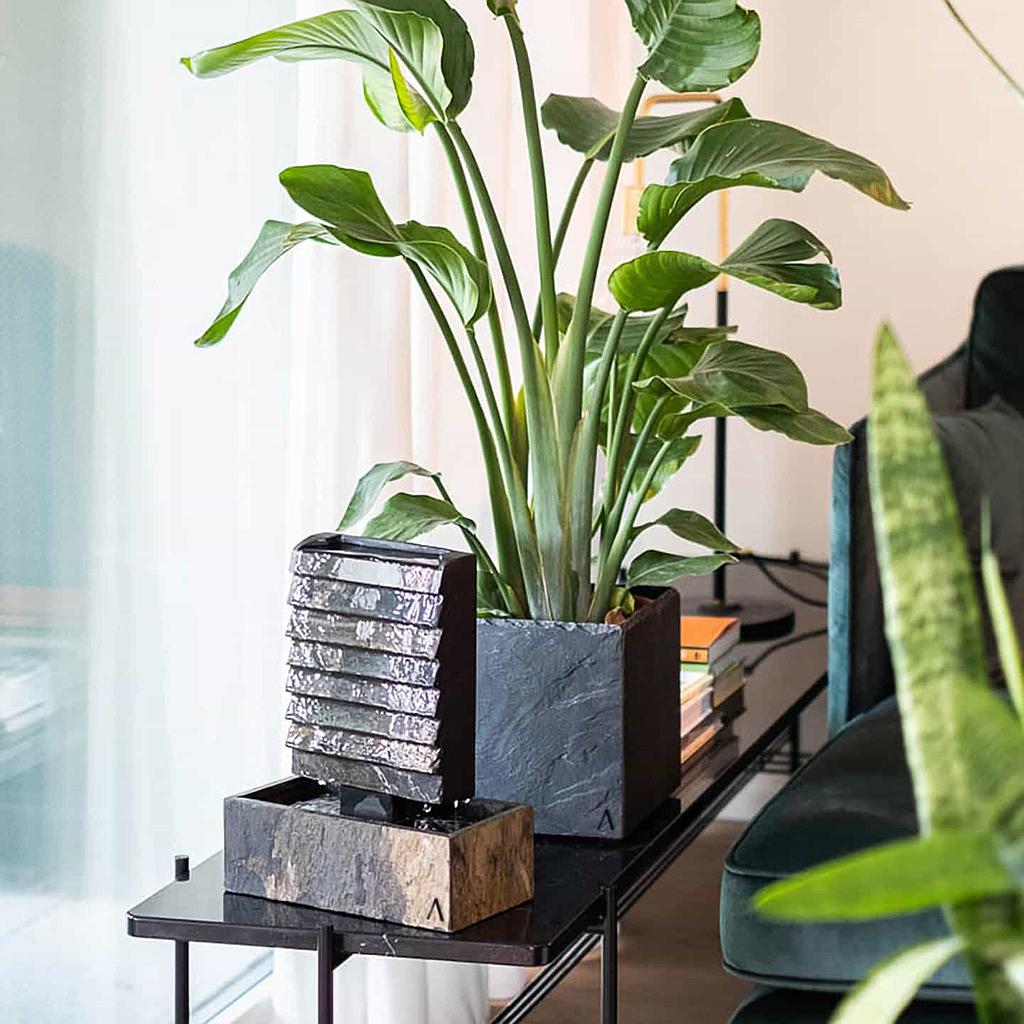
[632,509,738,551]
[349,0,474,118]
[194,220,337,347]
[337,460,440,530]
[981,506,1024,723]
[829,937,965,1024]
[280,165,490,324]
[609,252,719,313]
[364,492,475,541]
[181,11,421,133]
[540,94,750,162]
[639,119,910,246]
[721,219,842,310]
[626,0,761,92]
[637,341,809,413]
[869,324,990,833]
[738,405,852,445]
[755,830,1013,922]
[627,550,736,586]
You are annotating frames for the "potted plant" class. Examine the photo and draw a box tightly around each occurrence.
[183,0,906,838]
[755,326,1024,1021]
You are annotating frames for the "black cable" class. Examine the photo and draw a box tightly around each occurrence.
[744,627,828,674]
[743,551,830,580]
[743,556,829,608]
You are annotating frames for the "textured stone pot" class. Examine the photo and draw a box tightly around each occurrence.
[475,586,681,839]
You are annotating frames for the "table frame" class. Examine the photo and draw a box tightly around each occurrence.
[161,674,823,1024]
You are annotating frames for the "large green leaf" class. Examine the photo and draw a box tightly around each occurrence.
[721,218,841,310]
[182,11,419,132]
[609,219,841,311]
[633,509,738,551]
[609,252,719,313]
[637,341,809,413]
[349,0,474,117]
[755,830,1013,922]
[364,492,474,541]
[738,405,852,445]
[337,460,439,530]
[194,220,336,347]
[182,10,393,78]
[830,938,965,1024]
[279,165,490,324]
[627,550,736,586]
[540,94,750,161]
[626,0,761,92]
[639,118,909,246]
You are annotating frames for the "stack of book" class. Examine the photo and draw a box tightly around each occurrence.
[679,616,746,783]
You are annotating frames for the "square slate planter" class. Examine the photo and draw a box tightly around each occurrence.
[475,586,681,839]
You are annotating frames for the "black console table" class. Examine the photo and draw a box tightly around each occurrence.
[127,565,828,1024]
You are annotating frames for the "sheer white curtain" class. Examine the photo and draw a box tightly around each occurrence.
[1,0,636,1020]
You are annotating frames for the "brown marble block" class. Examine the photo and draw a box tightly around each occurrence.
[223,777,534,932]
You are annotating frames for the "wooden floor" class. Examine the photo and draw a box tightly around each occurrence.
[494,820,749,1023]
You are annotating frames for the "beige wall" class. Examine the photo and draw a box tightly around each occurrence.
[646,0,1024,560]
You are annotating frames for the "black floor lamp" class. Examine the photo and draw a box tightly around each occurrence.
[628,93,796,641]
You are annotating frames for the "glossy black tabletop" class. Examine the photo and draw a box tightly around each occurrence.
[128,563,828,968]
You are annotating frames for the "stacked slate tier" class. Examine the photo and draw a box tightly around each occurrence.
[285,534,476,805]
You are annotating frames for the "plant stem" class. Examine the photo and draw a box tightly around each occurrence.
[589,437,672,621]
[600,393,670,567]
[556,73,647,462]
[532,158,595,338]
[505,17,560,373]
[941,0,1024,101]
[604,304,673,536]
[568,309,628,618]
[407,260,526,615]
[432,475,523,618]
[465,325,531,608]
[449,120,566,619]
[433,124,516,432]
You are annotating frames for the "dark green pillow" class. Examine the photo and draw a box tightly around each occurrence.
[934,396,1024,678]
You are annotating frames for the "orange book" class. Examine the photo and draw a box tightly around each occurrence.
[680,615,740,664]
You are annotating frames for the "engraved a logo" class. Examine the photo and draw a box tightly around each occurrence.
[598,808,615,833]
[428,898,445,924]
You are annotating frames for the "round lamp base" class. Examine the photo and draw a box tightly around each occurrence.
[679,595,796,643]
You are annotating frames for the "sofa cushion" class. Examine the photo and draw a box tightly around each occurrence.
[934,397,1024,680]
[967,267,1024,415]
[720,697,971,995]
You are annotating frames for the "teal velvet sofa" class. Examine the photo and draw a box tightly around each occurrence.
[719,268,1024,1001]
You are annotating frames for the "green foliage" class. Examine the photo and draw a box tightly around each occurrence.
[541,94,750,162]
[626,0,762,92]
[754,325,1024,1022]
[639,119,910,246]
[184,0,905,621]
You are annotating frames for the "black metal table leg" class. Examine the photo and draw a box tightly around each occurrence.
[788,715,802,774]
[174,941,189,1024]
[601,886,618,1024]
[318,925,334,1024]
